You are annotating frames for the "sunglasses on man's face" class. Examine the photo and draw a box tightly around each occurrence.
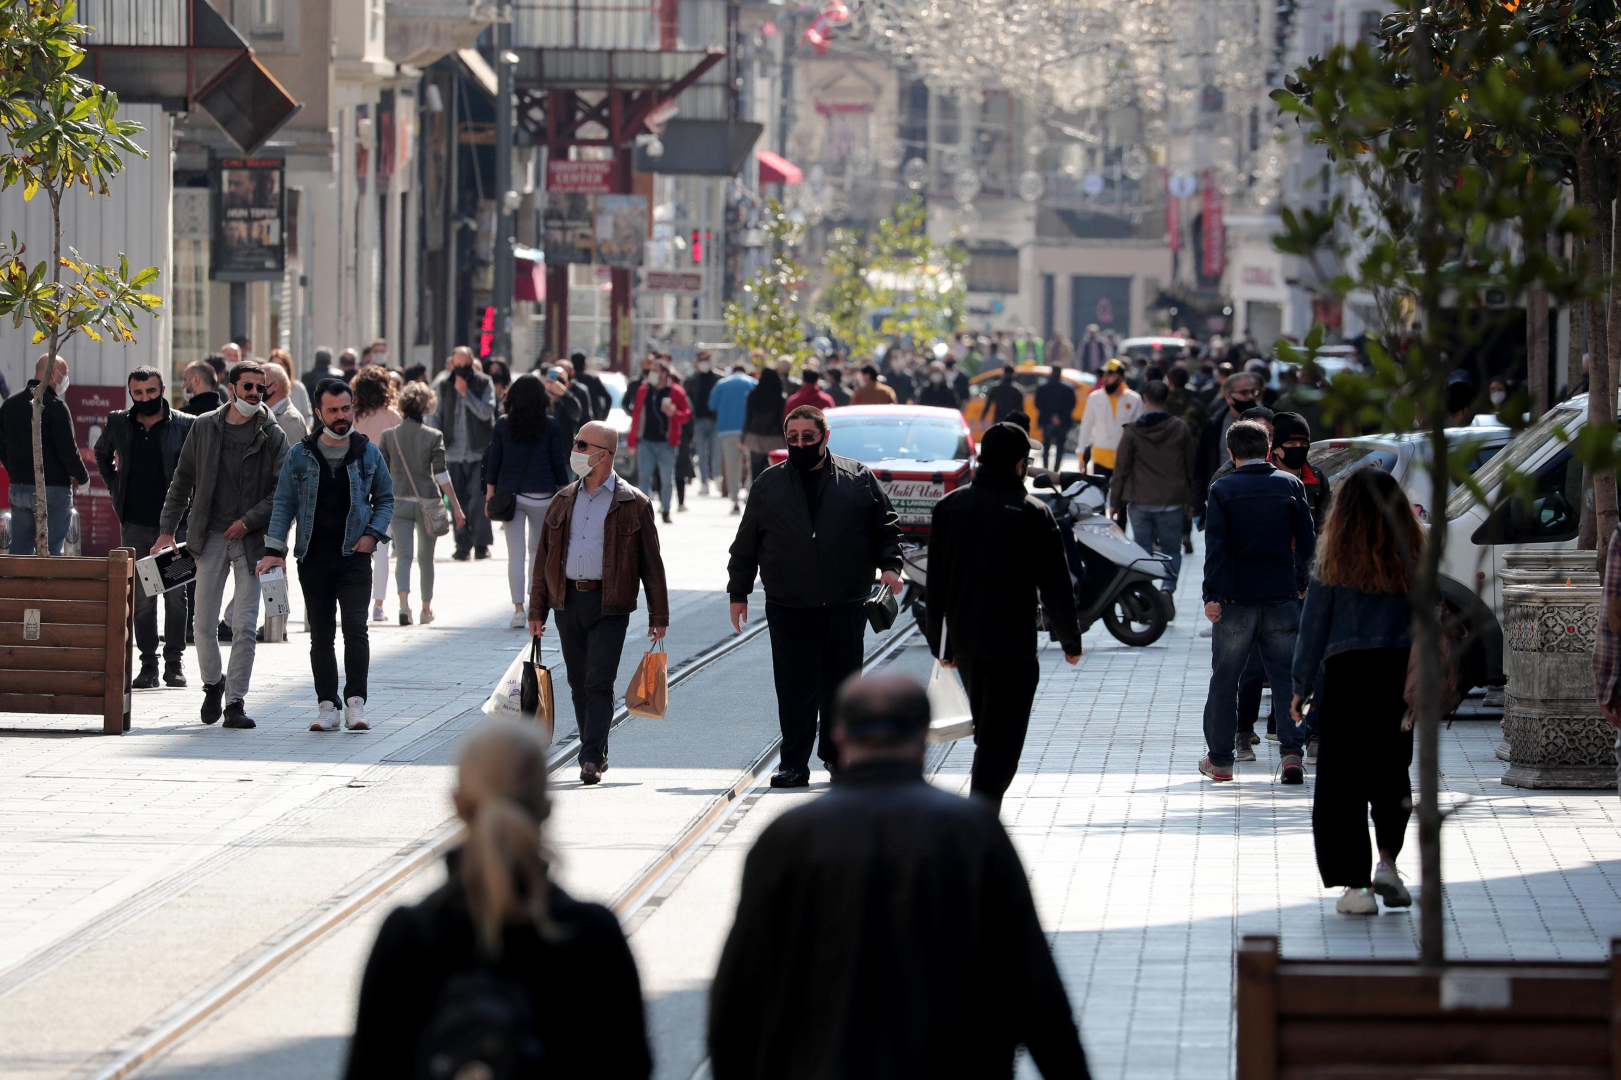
[783,432,822,446]
[237,382,265,395]
[573,440,608,453]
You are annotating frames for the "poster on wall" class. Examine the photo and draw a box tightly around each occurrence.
[1071,275,1132,343]
[211,157,284,280]
[65,385,123,558]
[594,195,647,269]
[543,193,594,265]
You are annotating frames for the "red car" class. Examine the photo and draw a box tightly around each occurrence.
[769,404,976,535]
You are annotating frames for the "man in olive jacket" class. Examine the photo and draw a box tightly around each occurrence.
[727,404,904,788]
[154,362,288,729]
[709,673,1090,1079]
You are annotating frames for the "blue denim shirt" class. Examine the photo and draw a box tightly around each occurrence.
[1202,461,1316,605]
[265,432,395,560]
[1291,579,1412,690]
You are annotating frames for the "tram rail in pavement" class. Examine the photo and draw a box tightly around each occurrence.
[84,616,918,1080]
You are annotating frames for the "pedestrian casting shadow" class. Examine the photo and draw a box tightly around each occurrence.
[556,780,640,790]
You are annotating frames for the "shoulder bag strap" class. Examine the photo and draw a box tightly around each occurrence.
[388,427,427,500]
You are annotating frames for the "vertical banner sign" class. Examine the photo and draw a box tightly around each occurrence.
[66,385,122,558]
[1165,172,1182,253]
[376,91,396,190]
[1201,171,1226,279]
[212,158,285,279]
[594,195,648,268]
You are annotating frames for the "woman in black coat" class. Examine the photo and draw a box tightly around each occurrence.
[345,720,651,1079]
[741,364,787,483]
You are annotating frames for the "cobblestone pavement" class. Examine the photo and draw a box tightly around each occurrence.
[7,488,1621,1080]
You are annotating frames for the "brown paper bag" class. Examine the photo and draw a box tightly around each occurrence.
[625,640,668,719]
[520,637,555,744]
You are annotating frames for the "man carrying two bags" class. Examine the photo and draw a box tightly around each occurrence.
[529,421,670,785]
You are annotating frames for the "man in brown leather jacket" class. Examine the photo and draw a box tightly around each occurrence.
[528,420,669,784]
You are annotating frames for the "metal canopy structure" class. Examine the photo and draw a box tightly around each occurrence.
[78,0,301,155]
[515,45,726,370]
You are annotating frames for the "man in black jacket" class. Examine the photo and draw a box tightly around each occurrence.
[0,353,89,554]
[984,364,1027,426]
[727,404,904,787]
[564,351,612,421]
[95,366,195,688]
[684,349,721,495]
[1033,366,1078,469]
[709,672,1090,1079]
[1193,370,1262,522]
[927,423,1082,808]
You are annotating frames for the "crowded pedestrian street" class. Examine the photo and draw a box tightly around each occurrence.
[4,490,1618,1079]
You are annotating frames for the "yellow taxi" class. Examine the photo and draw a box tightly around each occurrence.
[963,364,1095,442]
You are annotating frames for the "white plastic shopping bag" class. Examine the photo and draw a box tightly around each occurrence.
[482,646,530,721]
[926,619,974,743]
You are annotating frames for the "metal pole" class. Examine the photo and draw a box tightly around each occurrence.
[492,6,515,363]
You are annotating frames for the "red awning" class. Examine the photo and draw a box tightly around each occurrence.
[757,150,803,186]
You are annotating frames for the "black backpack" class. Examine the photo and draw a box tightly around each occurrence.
[415,966,545,1080]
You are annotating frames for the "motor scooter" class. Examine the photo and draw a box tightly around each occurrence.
[897,472,1173,647]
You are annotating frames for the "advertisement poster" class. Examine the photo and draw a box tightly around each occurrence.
[65,385,123,558]
[543,193,594,265]
[594,194,647,269]
[212,157,284,279]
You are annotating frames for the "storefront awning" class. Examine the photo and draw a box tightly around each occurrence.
[757,150,802,186]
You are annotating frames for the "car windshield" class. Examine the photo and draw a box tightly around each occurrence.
[1309,443,1398,482]
[827,416,970,462]
[1446,404,1583,519]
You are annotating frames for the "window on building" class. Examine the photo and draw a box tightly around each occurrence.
[966,248,1019,294]
[252,0,281,35]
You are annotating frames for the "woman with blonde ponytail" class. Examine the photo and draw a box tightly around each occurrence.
[345,720,651,1079]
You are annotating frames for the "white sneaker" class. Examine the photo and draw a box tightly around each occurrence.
[344,696,369,731]
[1336,887,1378,915]
[1372,862,1412,907]
[1199,625,1214,638]
[372,603,387,623]
[508,610,526,629]
[310,700,341,732]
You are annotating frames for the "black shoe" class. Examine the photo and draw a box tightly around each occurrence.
[132,663,159,690]
[474,548,490,560]
[217,619,232,642]
[222,700,256,729]
[399,610,413,626]
[580,761,602,785]
[452,550,471,562]
[200,680,225,725]
[1183,535,1194,554]
[769,767,810,788]
[822,758,840,781]
[661,513,673,524]
[164,661,187,688]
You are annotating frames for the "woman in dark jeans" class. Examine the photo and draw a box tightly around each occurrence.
[484,374,570,629]
[1290,467,1418,916]
[741,363,787,482]
[345,719,651,1079]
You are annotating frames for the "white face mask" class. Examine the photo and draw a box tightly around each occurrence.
[696,362,711,373]
[1490,390,1506,407]
[55,374,69,396]
[570,449,600,478]
[232,396,258,418]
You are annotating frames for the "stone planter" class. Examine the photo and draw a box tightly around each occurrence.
[1500,549,1616,789]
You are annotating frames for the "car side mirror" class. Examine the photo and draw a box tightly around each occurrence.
[1031,474,1055,489]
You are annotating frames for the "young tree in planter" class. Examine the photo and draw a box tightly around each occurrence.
[725,199,813,366]
[1274,7,1599,965]
[0,0,163,555]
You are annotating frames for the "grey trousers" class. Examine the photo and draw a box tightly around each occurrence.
[719,433,745,506]
[504,494,553,606]
[192,531,260,701]
[392,500,438,602]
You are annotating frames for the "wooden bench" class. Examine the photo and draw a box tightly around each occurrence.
[0,550,134,734]
[1237,934,1621,1079]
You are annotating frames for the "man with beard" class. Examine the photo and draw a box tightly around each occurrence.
[1074,358,1144,480]
[727,405,904,787]
[258,379,395,734]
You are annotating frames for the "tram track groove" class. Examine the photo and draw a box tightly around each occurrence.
[76,615,915,1080]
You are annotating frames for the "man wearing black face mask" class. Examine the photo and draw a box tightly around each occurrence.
[96,366,196,690]
[727,405,905,788]
[1270,411,1330,527]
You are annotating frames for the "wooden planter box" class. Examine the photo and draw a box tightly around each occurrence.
[0,550,133,734]
[1237,935,1621,1079]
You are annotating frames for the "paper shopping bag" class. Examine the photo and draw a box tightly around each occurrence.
[520,636,555,745]
[482,645,531,722]
[624,640,668,719]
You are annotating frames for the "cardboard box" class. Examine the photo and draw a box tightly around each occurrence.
[259,566,290,619]
[135,543,197,599]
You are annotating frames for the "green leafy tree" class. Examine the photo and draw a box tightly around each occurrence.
[725,200,812,365]
[0,0,162,555]
[1273,4,1600,965]
[819,197,966,356]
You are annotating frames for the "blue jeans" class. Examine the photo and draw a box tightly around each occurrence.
[1204,600,1303,766]
[638,440,676,516]
[8,484,72,555]
[1128,506,1184,589]
[693,416,720,485]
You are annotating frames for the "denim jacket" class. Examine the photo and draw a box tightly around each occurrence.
[1291,579,1412,690]
[1202,461,1316,605]
[265,431,395,560]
